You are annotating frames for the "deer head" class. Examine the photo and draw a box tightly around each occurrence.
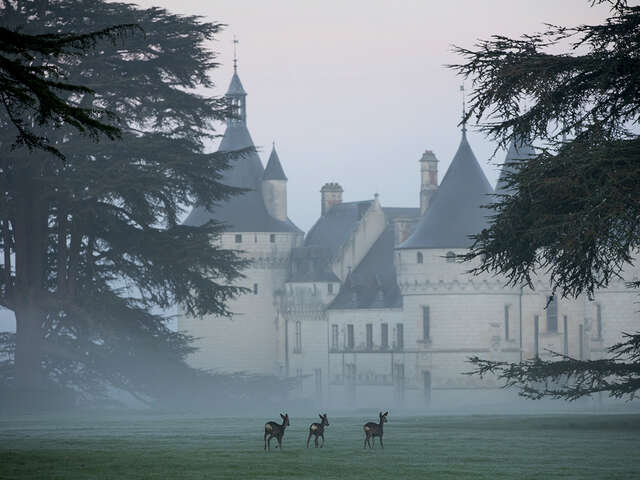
[280,413,290,426]
[379,411,388,423]
[319,413,329,426]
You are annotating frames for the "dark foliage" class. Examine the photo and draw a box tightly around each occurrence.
[0,2,140,159]
[451,0,640,400]
[0,0,250,406]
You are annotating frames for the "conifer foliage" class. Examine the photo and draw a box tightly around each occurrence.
[0,0,248,407]
[451,0,640,400]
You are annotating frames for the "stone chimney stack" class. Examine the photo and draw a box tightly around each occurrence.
[420,150,438,215]
[320,182,343,216]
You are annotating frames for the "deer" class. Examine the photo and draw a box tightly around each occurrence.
[363,411,388,449]
[306,413,330,448]
[264,413,290,451]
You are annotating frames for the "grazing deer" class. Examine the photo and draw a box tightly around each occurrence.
[264,413,290,451]
[306,413,330,448]
[363,411,388,449]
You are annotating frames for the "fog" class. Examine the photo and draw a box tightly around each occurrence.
[1,0,639,450]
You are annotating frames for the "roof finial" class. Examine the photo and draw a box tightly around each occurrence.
[460,84,467,135]
[233,35,238,73]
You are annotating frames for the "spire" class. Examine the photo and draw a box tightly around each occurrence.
[263,143,288,180]
[225,37,247,124]
[233,35,238,73]
[460,84,467,135]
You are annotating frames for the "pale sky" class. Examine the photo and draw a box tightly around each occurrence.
[130,0,611,233]
[0,0,614,332]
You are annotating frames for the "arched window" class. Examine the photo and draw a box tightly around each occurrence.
[446,251,456,263]
[417,252,423,264]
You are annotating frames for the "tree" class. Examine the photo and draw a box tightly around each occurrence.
[450,0,640,400]
[0,9,139,159]
[0,0,248,407]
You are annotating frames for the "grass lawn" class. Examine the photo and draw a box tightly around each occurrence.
[1,413,639,479]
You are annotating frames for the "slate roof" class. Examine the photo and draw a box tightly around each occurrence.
[495,138,536,194]
[329,207,419,310]
[226,71,246,96]
[287,200,374,282]
[398,131,493,249]
[183,73,301,234]
[305,200,374,255]
[288,246,340,283]
[263,146,288,180]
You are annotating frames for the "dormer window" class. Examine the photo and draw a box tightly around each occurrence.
[235,234,242,243]
[417,252,423,264]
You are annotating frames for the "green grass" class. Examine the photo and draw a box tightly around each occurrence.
[1,413,639,479]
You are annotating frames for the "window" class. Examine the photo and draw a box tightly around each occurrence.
[331,324,339,350]
[381,323,389,350]
[254,234,258,243]
[596,303,603,339]
[446,251,456,263]
[234,234,242,243]
[396,323,404,350]
[328,283,334,294]
[294,321,302,353]
[504,305,510,341]
[347,324,354,350]
[253,283,258,295]
[417,252,423,264]
[422,306,430,342]
[312,284,317,296]
[366,323,373,349]
[547,296,558,332]
[270,234,276,243]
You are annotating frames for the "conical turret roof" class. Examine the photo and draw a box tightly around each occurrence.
[398,131,493,249]
[495,138,536,194]
[183,71,300,233]
[263,145,287,180]
[226,71,246,96]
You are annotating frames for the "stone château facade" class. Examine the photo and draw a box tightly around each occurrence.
[179,67,640,409]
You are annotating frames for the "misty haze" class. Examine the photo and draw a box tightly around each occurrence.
[1,1,639,479]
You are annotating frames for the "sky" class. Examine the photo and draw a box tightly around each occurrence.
[129,0,611,233]
[0,0,614,332]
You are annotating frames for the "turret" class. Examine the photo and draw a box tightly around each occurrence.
[262,144,288,222]
[320,182,343,216]
[419,150,438,214]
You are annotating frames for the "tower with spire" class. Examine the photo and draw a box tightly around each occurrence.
[179,47,303,376]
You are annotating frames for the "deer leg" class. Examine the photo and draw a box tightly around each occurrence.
[320,434,325,448]
[307,431,312,448]
[379,436,384,449]
[264,432,268,451]
[364,434,368,449]
[314,435,319,448]
[277,434,283,450]
[372,436,376,448]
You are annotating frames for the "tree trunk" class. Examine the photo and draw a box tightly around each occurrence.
[11,158,50,407]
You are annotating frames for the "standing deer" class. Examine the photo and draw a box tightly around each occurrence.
[264,413,290,451]
[363,411,388,449]
[306,413,330,448]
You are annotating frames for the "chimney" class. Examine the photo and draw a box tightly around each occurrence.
[320,182,343,215]
[420,150,438,215]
